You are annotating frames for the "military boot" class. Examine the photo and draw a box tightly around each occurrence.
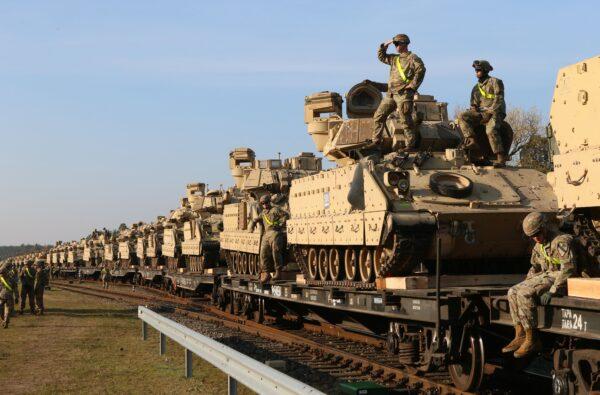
[501,324,525,353]
[514,328,542,358]
[259,272,271,285]
[272,268,282,281]
[493,152,508,167]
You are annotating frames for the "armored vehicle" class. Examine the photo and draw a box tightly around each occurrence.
[291,81,557,285]
[113,223,140,281]
[67,240,84,268]
[137,219,166,286]
[82,230,106,278]
[103,233,119,270]
[162,198,190,275]
[220,148,322,276]
[547,55,600,277]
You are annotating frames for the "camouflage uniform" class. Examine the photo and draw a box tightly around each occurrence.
[458,76,506,154]
[372,44,426,149]
[19,264,36,314]
[253,206,289,273]
[34,264,49,314]
[507,232,576,329]
[0,264,19,328]
[101,266,110,289]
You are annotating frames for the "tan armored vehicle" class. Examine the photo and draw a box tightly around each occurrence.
[103,231,119,269]
[221,148,322,276]
[136,222,150,267]
[67,240,84,267]
[546,55,600,277]
[137,217,166,285]
[162,198,190,272]
[180,183,228,273]
[112,223,140,280]
[82,230,106,277]
[289,81,557,285]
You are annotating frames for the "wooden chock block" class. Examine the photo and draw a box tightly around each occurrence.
[568,278,600,300]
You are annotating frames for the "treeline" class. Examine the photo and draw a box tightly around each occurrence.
[0,244,50,260]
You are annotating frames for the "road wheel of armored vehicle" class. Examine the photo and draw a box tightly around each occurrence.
[373,246,390,277]
[329,248,343,281]
[429,172,473,199]
[448,330,485,392]
[307,248,319,280]
[241,253,248,274]
[344,248,358,281]
[318,248,329,280]
[359,248,374,283]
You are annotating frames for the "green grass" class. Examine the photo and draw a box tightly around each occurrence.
[0,288,253,394]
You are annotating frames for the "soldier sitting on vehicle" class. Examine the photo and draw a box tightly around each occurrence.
[248,194,289,284]
[503,212,577,358]
[369,33,426,152]
[458,60,509,166]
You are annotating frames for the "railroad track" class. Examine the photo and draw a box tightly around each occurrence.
[53,280,515,394]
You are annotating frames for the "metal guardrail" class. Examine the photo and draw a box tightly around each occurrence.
[138,306,325,395]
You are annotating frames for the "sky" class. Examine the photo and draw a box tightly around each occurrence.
[1,1,598,245]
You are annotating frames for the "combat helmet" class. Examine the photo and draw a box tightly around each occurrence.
[393,34,410,45]
[472,60,493,72]
[523,212,546,237]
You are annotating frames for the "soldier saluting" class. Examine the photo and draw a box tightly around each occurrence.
[503,212,576,358]
[458,60,508,166]
[371,34,426,151]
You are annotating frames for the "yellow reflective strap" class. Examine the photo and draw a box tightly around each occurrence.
[25,268,34,279]
[477,83,495,99]
[262,213,280,227]
[395,57,411,83]
[539,244,561,266]
[0,275,12,292]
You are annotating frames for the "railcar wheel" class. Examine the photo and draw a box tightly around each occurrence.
[329,248,343,281]
[359,248,374,282]
[318,248,329,280]
[448,331,485,392]
[307,248,319,280]
[344,248,358,281]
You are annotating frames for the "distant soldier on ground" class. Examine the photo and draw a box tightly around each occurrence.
[101,265,110,289]
[458,60,508,166]
[249,194,289,284]
[503,212,577,358]
[19,259,36,315]
[0,261,19,328]
[34,260,49,315]
[371,33,426,151]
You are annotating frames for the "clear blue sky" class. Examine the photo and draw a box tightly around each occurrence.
[1,1,598,245]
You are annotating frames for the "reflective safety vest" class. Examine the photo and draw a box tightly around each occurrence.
[539,243,562,267]
[0,275,12,292]
[477,83,495,99]
[395,57,411,83]
[262,214,281,227]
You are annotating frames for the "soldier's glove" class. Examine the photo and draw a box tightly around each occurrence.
[540,292,554,305]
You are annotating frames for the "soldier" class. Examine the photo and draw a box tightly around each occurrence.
[371,33,426,151]
[0,261,19,328]
[101,264,110,289]
[19,259,36,314]
[458,60,508,166]
[249,194,289,284]
[503,212,576,358]
[34,260,48,315]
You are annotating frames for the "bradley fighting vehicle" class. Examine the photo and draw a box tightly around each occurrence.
[220,148,322,276]
[161,197,191,289]
[289,80,557,286]
[81,230,106,278]
[547,55,600,277]
[113,223,140,281]
[103,228,120,270]
[137,218,166,286]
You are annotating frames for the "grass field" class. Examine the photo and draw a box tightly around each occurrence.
[0,287,253,394]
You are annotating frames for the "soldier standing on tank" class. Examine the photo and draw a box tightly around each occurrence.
[19,259,36,314]
[370,33,426,151]
[249,194,289,284]
[0,261,19,328]
[503,212,577,358]
[458,60,508,166]
[34,260,48,315]
[101,264,110,289]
